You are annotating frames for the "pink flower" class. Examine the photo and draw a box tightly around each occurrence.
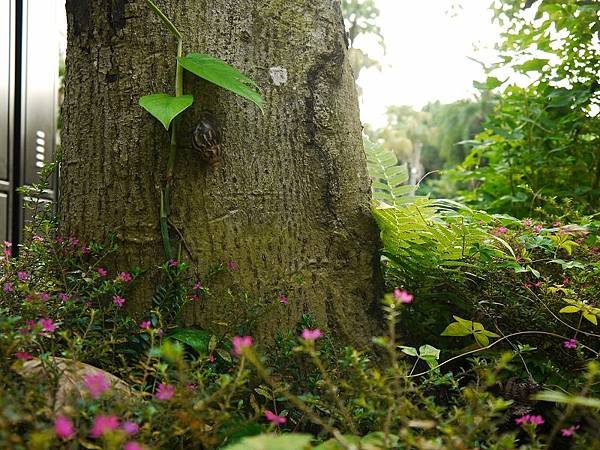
[54,415,76,440]
[264,410,286,426]
[84,372,110,398]
[15,351,33,360]
[227,260,238,270]
[3,240,12,248]
[58,292,70,302]
[560,425,579,437]
[39,292,49,302]
[139,320,152,330]
[533,281,542,289]
[534,224,543,233]
[553,221,562,228]
[90,415,119,438]
[168,259,179,267]
[69,237,79,247]
[186,383,198,391]
[193,281,202,290]
[497,226,508,234]
[278,294,289,305]
[32,235,44,242]
[97,267,108,277]
[17,271,30,281]
[523,282,532,289]
[81,245,90,255]
[3,282,14,292]
[562,277,571,286]
[155,383,174,401]
[113,295,126,307]
[232,335,253,356]
[522,219,533,227]
[39,318,56,333]
[124,442,144,450]
[118,272,133,282]
[189,294,201,302]
[208,354,216,363]
[393,289,414,304]
[301,328,322,341]
[563,338,577,349]
[515,414,544,426]
[121,421,139,435]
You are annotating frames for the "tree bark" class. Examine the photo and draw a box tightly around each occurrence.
[61,0,382,343]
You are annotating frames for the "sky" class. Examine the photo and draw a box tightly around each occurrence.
[356,0,502,127]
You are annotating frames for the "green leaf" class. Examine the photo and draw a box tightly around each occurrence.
[516,58,549,72]
[222,433,313,450]
[559,306,581,314]
[139,93,193,130]
[178,53,263,110]
[474,332,490,347]
[399,346,418,357]
[441,322,471,337]
[583,313,598,325]
[168,328,211,354]
[419,345,441,359]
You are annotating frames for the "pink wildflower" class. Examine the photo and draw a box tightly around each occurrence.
[189,294,201,302]
[393,289,414,304]
[232,335,253,356]
[187,383,198,391]
[112,295,126,308]
[534,224,543,233]
[553,221,562,228]
[54,415,76,440]
[278,294,289,305]
[84,372,110,398]
[168,259,179,267]
[118,272,133,282]
[264,410,286,426]
[39,292,49,302]
[3,282,14,292]
[515,414,544,426]
[227,260,238,270]
[39,318,56,333]
[17,271,29,281]
[497,226,508,234]
[524,282,532,289]
[90,415,119,438]
[534,281,542,288]
[124,442,144,450]
[563,338,577,349]
[81,245,90,255]
[97,267,108,277]
[208,354,216,363]
[32,235,44,242]
[69,237,79,247]
[562,277,571,286]
[58,293,70,302]
[301,328,322,341]
[560,425,579,437]
[139,320,152,330]
[193,281,202,290]
[121,421,139,435]
[522,219,533,227]
[155,383,174,401]
[15,351,33,360]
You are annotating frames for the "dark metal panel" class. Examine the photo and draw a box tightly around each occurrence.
[20,0,58,193]
[0,0,14,182]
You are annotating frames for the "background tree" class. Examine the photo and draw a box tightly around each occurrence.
[341,0,385,81]
[60,0,382,343]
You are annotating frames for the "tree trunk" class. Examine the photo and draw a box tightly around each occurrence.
[61,0,382,344]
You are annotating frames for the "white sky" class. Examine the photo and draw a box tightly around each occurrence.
[356,0,502,127]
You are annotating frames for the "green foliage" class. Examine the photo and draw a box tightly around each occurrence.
[177,53,263,110]
[440,315,500,347]
[139,93,194,130]
[446,0,600,218]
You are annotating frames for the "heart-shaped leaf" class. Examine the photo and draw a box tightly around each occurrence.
[178,53,263,110]
[139,93,194,130]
